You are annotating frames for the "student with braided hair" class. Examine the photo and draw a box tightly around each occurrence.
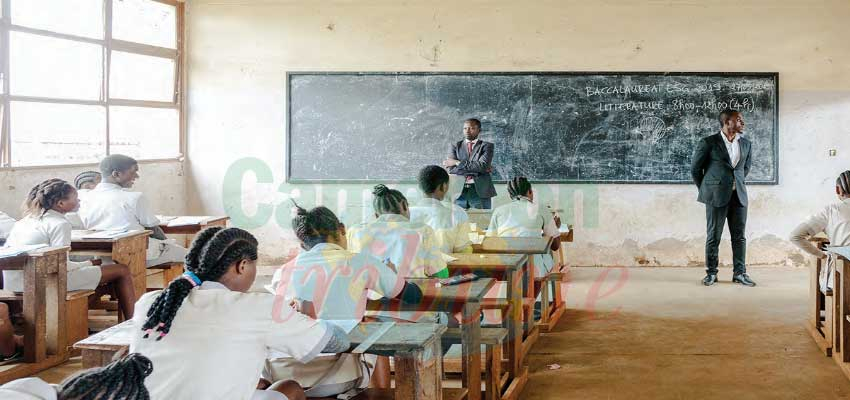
[790,170,850,292]
[264,203,423,397]
[487,177,561,277]
[346,184,449,315]
[77,155,187,267]
[3,179,136,319]
[66,171,101,229]
[0,353,153,399]
[131,227,348,400]
[409,165,473,254]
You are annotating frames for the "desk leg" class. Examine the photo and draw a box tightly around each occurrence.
[812,257,823,330]
[461,302,482,400]
[44,254,67,358]
[23,255,48,363]
[506,268,522,379]
[840,260,850,362]
[395,338,442,400]
[113,235,149,303]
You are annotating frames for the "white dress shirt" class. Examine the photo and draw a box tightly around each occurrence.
[0,212,15,240]
[789,198,850,292]
[720,131,741,168]
[78,182,160,231]
[409,197,473,253]
[486,197,560,276]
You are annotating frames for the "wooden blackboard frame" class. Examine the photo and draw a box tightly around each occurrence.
[285,71,779,185]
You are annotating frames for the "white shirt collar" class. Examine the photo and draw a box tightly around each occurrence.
[306,242,345,252]
[95,182,124,191]
[464,138,479,145]
[720,131,741,144]
[376,214,409,223]
[199,281,229,291]
[417,197,445,207]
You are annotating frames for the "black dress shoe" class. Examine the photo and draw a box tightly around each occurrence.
[732,273,756,287]
[702,274,718,286]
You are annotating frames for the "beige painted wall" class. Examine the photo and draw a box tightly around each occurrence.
[184,0,850,266]
[0,161,187,220]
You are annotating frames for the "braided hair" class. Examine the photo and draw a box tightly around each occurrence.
[74,170,101,189]
[23,179,76,218]
[506,177,532,200]
[141,227,258,340]
[418,165,449,195]
[838,170,850,196]
[58,353,153,400]
[372,184,408,215]
[291,201,343,250]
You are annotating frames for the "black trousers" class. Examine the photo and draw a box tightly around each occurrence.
[705,192,747,275]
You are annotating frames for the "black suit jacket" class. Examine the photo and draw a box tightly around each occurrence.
[691,133,752,207]
[448,140,497,199]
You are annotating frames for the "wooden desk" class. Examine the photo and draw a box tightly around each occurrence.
[473,236,551,355]
[806,233,833,356]
[830,249,850,380]
[71,230,150,301]
[76,320,449,400]
[0,247,69,383]
[447,254,528,400]
[367,278,493,400]
[159,216,229,247]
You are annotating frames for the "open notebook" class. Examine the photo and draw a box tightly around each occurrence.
[0,244,48,258]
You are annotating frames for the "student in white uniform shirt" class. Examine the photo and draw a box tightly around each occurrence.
[409,165,473,254]
[0,353,153,400]
[131,227,350,400]
[3,179,136,318]
[77,155,187,267]
[790,171,850,293]
[487,177,561,277]
[0,211,15,244]
[66,171,101,230]
[265,204,423,396]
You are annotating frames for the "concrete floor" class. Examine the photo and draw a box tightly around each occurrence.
[522,266,850,399]
[32,266,850,399]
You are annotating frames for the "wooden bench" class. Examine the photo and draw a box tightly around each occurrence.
[806,234,833,356]
[146,262,184,291]
[65,290,97,349]
[0,247,71,383]
[830,249,850,380]
[74,319,134,368]
[443,328,508,400]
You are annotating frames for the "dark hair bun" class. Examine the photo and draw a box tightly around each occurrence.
[121,353,154,378]
[372,184,389,197]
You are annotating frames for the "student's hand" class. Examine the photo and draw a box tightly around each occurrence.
[442,158,459,168]
[90,259,103,266]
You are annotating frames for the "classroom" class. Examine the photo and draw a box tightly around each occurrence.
[0,0,849,399]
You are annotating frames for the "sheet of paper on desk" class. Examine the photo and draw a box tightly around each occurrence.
[559,226,571,233]
[321,319,360,334]
[156,215,177,223]
[441,253,458,263]
[166,216,212,227]
[0,244,47,258]
[829,246,850,260]
[80,230,130,239]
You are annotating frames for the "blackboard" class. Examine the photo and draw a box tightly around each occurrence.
[286,72,778,184]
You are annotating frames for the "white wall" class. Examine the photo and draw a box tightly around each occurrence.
[184,0,850,265]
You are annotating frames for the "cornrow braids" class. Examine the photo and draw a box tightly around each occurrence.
[418,165,449,195]
[838,170,850,196]
[74,170,101,189]
[372,184,408,215]
[22,178,76,218]
[506,177,532,200]
[290,200,343,250]
[141,227,258,340]
[58,353,153,400]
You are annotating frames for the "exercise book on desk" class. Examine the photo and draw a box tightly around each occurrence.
[72,230,132,240]
[0,244,48,258]
[159,216,213,227]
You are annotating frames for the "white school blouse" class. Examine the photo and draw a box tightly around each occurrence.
[78,182,160,231]
[789,198,850,292]
[409,198,473,254]
[131,281,332,400]
[0,377,57,400]
[0,211,15,240]
[3,210,101,292]
[486,197,560,276]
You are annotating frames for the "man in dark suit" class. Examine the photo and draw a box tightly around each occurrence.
[691,109,756,287]
[443,118,497,209]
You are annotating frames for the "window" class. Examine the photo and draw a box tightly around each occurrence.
[0,0,184,167]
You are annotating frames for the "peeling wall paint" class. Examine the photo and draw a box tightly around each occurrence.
[184,0,850,266]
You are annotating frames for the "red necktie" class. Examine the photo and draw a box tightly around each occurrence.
[467,142,473,157]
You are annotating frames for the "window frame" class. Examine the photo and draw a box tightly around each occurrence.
[0,0,185,169]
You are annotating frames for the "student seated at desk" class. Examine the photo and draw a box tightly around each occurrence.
[77,155,187,267]
[66,171,101,230]
[4,179,136,318]
[347,184,448,281]
[790,170,850,292]
[0,353,152,400]
[487,177,561,277]
[264,204,423,397]
[409,165,473,254]
[0,211,15,246]
[132,227,349,400]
